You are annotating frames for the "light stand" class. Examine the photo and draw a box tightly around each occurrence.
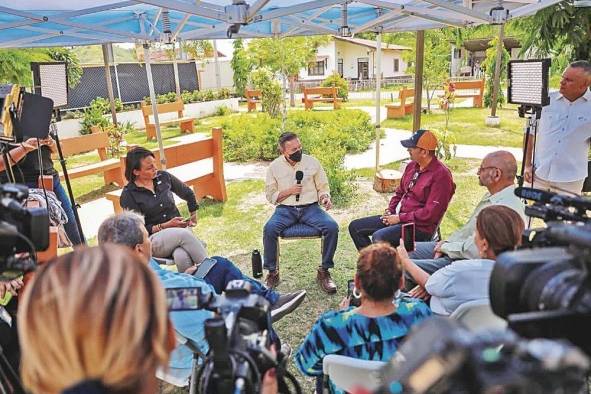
[507,59,551,189]
[50,110,86,245]
[517,105,542,189]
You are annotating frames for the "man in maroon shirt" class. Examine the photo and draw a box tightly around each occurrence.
[349,129,455,250]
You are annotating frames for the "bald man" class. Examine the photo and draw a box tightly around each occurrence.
[525,60,591,195]
[406,151,526,278]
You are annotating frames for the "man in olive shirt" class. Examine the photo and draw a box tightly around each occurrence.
[263,132,338,293]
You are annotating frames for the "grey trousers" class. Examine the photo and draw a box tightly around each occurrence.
[405,241,453,290]
[150,227,208,273]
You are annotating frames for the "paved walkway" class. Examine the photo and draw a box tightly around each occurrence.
[78,106,521,240]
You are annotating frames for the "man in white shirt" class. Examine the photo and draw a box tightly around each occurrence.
[525,61,591,195]
[263,132,338,293]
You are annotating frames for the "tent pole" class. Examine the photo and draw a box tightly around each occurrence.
[173,42,181,99]
[375,31,382,173]
[213,40,222,89]
[413,30,425,131]
[143,43,167,169]
[490,24,505,118]
[102,43,118,125]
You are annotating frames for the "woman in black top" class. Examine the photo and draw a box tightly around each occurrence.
[120,147,207,273]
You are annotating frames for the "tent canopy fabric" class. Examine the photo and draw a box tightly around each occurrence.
[1,0,561,48]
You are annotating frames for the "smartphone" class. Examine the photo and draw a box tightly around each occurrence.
[165,287,201,311]
[401,222,415,252]
[347,279,361,307]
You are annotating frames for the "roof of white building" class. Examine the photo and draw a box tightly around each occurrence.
[334,36,412,51]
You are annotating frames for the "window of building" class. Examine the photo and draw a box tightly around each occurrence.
[308,60,325,76]
[393,58,400,72]
[453,48,462,59]
[337,58,343,77]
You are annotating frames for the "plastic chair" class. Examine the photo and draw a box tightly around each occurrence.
[322,355,386,393]
[450,299,507,332]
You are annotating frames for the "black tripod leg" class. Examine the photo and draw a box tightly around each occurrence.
[51,129,86,245]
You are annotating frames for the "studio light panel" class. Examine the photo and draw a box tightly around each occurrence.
[507,59,551,107]
[31,62,68,109]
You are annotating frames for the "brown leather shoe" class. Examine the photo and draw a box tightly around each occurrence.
[317,268,337,294]
[266,270,280,289]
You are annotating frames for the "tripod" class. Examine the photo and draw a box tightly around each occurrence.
[50,111,86,245]
[517,105,542,189]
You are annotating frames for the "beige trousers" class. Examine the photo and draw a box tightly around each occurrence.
[150,227,208,273]
[532,176,585,196]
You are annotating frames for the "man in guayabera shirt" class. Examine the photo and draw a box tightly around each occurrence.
[406,150,526,286]
[348,129,455,250]
[263,132,339,294]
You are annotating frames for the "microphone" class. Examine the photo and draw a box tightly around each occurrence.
[515,187,591,210]
[295,170,303,202]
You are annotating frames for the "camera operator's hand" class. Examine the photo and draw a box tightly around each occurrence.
[21,138,41,153]
[524,164,534,184]
[0,278,24,299]
[39,137,57,153]
[260,368,278,394]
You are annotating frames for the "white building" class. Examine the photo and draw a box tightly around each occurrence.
[298,36,411,81]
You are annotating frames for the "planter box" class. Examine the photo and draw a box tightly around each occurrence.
[55,98,239,138]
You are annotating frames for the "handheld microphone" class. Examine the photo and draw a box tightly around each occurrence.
[515,187,591,210]
[295,171,303,202]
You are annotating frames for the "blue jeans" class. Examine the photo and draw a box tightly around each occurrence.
[348,215,432,251]
[263,203,339,271]
[204,256,280,305]
[26,173,82,245]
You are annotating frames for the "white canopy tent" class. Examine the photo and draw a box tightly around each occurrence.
[1,0,559,168]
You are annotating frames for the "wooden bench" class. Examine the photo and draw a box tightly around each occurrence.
[56,132,125,187]
[386,87,414,119]
[444,80,484,108]
[141,99,195,141]
[303,87,342,110]
[245,89,262,112]
[106,127,227,214]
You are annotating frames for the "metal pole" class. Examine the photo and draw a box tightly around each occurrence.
[413,30,425,131]
[213,40,222,89]
[173,43,181,98]
[490,24,505,117]
[375,31,382,173]
[102,43,118,125]
[143,44,167,169]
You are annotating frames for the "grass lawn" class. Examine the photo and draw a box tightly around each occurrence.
[381,106,526,148]
[157,156,482,393]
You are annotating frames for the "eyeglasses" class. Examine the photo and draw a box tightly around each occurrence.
[477,166,500,174]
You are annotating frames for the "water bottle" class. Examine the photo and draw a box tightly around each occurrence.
[251,249,263,279]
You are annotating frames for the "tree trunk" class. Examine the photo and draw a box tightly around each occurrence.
[289,75,296,107]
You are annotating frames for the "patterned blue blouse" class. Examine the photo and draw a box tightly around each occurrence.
[295,298,432,380]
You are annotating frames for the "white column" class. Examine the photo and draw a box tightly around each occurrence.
[375,31,382,173]
[143,44,167,169]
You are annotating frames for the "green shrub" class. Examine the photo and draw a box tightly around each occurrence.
[217,88,232,100]
[80,98,111,134]
[215,105,231,116]
[181,90,193,103]
[249,68,283,118]
[220,109,373,205]
[204,90,215,101]
[321,72,349,101]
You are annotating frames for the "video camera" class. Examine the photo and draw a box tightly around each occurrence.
[375,317,590,393]
[486,187,591,356]
[0,183,48,280]
[166,280,300,394]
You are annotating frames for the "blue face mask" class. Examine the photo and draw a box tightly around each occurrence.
[289,150,302,162]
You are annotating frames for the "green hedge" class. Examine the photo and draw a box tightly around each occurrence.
[221,109,374,205]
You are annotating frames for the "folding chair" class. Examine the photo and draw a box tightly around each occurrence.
[156,331,205,393]
[322,354,386,393]
[450,299,507,332]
